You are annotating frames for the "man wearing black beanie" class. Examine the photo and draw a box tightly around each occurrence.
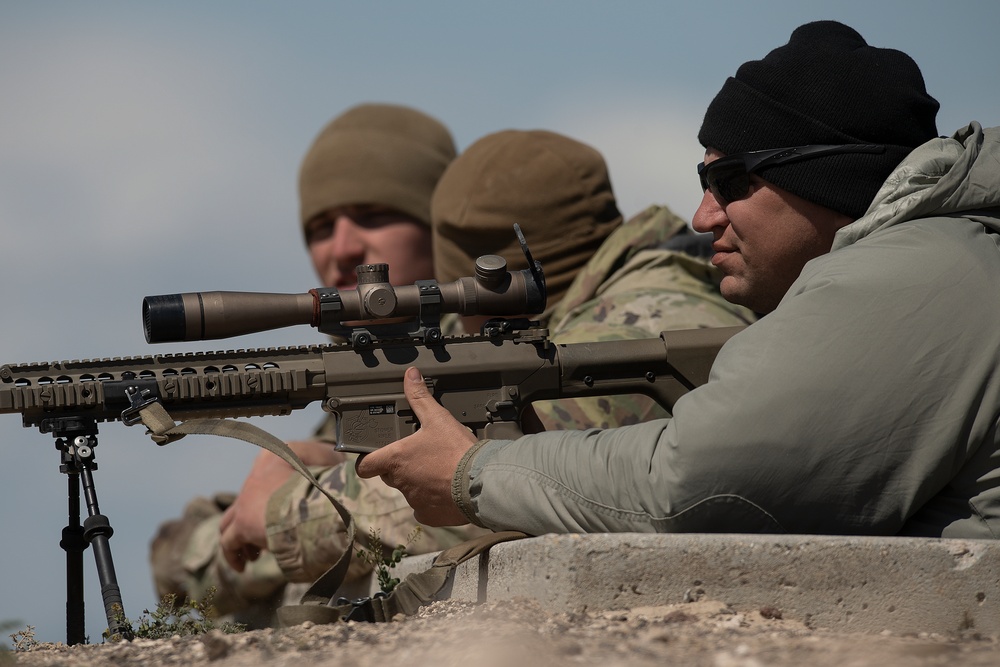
[692,21,940,314]
[359,22,1000,542]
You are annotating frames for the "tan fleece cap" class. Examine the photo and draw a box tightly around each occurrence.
[432,129,623,307]
[298,103,457,239]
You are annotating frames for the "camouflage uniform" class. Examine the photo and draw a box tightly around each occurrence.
[532,204,756,430]
[266,459,486,584]
[150,438,486,626]
[150,493,287,627]
[149,314,486,625]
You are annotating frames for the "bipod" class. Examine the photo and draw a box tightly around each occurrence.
[40,416,133,644]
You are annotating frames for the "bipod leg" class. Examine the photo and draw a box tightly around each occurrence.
[59,470,86,645]
[47,417,133,643]
[77,457,132,640]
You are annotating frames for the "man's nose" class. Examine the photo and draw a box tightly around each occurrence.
[329,217,364,263]
[691,189,728,235]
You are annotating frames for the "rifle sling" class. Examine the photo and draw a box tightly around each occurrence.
[135,401,529,625]
[276,529,529,625]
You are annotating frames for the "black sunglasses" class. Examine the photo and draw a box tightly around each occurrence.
[697,143,885,206]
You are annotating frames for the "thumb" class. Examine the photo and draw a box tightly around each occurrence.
[355,367,439,480]
[403,366,443,420]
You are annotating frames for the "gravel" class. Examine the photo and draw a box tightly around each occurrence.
[10,597,998,667]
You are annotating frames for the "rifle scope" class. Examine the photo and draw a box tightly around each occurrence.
[143,254,545,343]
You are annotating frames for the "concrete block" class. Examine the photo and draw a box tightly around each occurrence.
[380,533,999,634]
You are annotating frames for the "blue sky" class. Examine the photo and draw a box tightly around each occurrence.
[1,1,998,643]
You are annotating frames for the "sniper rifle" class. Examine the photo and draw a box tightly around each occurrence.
[0,227,743,642]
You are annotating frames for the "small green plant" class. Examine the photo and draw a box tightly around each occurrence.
[356,525,422,593]
[103,587,245,642]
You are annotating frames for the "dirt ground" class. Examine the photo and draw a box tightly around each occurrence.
[8,597,998,667]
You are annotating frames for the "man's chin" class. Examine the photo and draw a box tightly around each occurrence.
[719,276,753,310]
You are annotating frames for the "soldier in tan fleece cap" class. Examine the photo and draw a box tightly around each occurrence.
[150,102,462,627]
[430,128,754,431]
[298,102,456,289]
[432,129,623,331]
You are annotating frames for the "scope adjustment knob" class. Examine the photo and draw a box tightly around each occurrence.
[357,263,390,284]
[475,255,508,289]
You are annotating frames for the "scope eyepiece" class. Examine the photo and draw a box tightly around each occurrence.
[143,294,188,344]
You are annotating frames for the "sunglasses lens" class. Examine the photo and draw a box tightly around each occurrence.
[706,161,749,205]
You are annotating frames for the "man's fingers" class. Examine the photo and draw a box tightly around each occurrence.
[354,451,375,478]
[220,533,246,572]
[219,513,264,572]
[218,508,242,570]
[219,504,235,532]
[355,445,392,479]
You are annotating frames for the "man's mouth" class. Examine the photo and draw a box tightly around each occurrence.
[711,244,738,270]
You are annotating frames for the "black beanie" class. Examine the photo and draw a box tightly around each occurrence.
[698,21,939,219]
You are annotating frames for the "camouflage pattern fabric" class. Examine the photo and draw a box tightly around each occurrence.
[265,461,488,585]
[148,312,480,623]
[545,204,692,326]
[150,493,287,628]
[532,204,756,430]
[260,311,484,590]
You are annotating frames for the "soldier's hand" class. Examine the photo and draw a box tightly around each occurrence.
[356,366,475,526]
[218,439,345,572]
[219,500,266,572]
[218,451,292,571]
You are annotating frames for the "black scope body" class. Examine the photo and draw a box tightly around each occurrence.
[143,255,545,343]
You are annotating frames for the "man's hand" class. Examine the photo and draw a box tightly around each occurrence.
[219,439,346,572]
[356,366,477,526]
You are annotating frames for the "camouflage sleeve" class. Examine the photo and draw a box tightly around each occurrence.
[547,205,689,326]
[264,459,489,584]
[149,494,287,623]
[533,248,756,430]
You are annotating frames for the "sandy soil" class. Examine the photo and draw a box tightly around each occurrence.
[9,597,998,667]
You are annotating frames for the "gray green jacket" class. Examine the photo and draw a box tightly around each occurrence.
[457,122,1000,539]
